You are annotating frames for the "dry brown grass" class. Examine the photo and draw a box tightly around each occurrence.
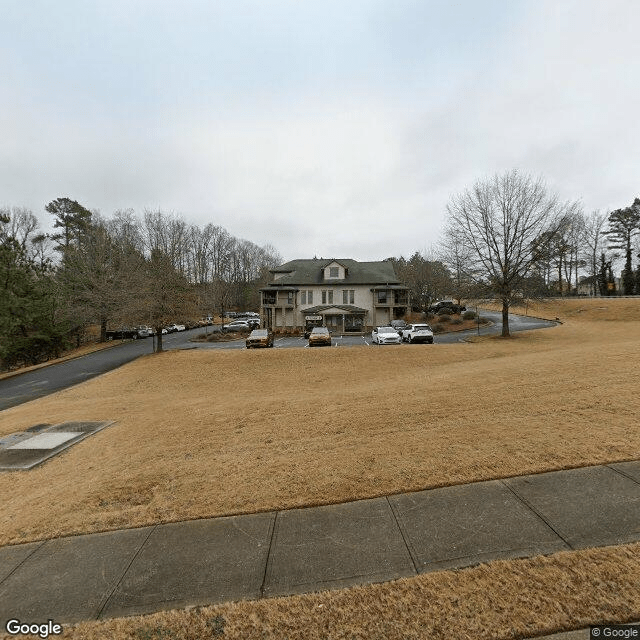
[482,295,640,322]
[5,542,637,640]
[1,298,639,639]
[0,298,639,547]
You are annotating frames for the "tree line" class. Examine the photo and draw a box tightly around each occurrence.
[440,171,640,335]
[0,199,281,368]
[389,172,639,337]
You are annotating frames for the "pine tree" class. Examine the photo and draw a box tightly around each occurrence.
[605,199,640,295]
[45,197,93,253]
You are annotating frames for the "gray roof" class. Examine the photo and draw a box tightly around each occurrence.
[268,259,402,286]
[304,304,369,315]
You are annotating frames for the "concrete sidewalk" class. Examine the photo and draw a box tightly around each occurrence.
[1,461,639,635]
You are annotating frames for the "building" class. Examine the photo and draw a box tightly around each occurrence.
[260,259,409,333]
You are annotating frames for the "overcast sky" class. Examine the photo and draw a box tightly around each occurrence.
[1,0,638,262]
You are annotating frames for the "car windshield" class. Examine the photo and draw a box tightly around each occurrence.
[251,329,267,336]
[311,328,329,334]
[378,327,396,332]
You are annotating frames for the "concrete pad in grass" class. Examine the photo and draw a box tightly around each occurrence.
[505,466,640,548]
[262,497,415,597]
[0,527,152,624]
[0,541,43,584]
[101,513,275,619]
[609,460,640,484]
[388,480,568,573]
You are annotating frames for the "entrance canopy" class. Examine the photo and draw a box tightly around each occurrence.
[304,304,368,315]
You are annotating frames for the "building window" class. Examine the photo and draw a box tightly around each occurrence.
[377,290,388,304]
[301,291,306,304]
[308,290,313,304]
[263,293,276,305]
[287,291,294,305]
[322,290,334,304]
[329,266,339,278]
[343,290,354,304]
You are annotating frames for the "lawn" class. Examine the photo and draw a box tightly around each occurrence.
[0,297,638,639]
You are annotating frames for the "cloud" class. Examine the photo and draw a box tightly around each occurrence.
[1,0,639,261]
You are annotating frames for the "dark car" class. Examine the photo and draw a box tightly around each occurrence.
[428,300,466,314]
[246,328,274,348]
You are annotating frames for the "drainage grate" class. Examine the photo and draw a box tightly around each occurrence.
[8,432,80,450]
[0,421,115,470]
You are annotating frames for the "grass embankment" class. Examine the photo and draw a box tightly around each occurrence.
[0,298,638,639]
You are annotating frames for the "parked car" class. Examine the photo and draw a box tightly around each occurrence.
[304,315,324,338]
[428,300,466,314]
[246,328,274,348]
[165,323,185,333]
[225,320,251,332]
[308,326,332,347]
[371,326,401,344]
[401,323,434,344]
[134,326,153,338]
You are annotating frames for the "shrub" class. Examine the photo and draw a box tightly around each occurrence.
[432,323,446,334]
[462,310,477,320]
[450,318,463,325]
[437,313,451,322]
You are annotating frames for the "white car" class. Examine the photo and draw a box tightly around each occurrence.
[371,326,401,344]
[401,323,434,344]
[225,320,251,332]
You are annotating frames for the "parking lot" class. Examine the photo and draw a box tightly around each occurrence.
[187,310,558,350]
[193,331,470,350]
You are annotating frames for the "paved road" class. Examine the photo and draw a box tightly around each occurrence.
[0,312,557,411]
[0,329,200,411]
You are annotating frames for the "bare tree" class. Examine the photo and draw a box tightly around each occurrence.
[445,170,574,336]
[439,226,477,303]
[1,206,39,250]
[581,210,608,296]
[140,250,198,352]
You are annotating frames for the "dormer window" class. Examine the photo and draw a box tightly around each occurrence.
[324,261,345,280]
